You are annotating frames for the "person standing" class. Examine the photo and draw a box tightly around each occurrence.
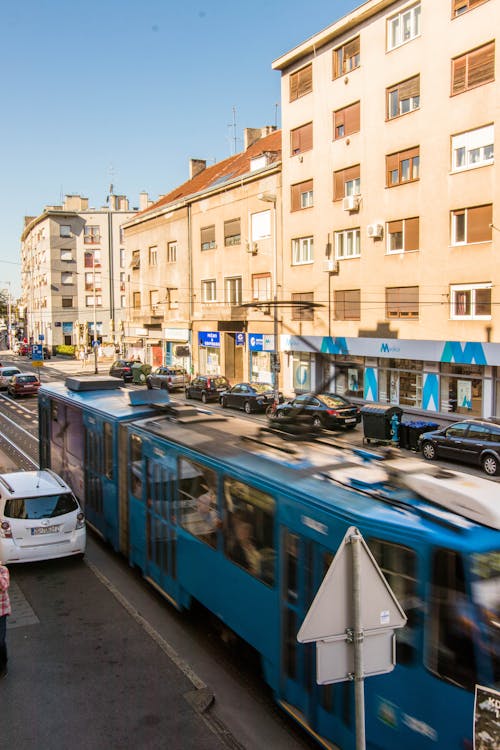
[0,560,11,678]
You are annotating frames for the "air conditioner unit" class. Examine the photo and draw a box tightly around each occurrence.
[342,195,360,212]
[367,223,384,239]
[322,259,339,274]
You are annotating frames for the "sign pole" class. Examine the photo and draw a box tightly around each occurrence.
[351,532,366,750]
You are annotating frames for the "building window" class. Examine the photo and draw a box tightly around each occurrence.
[387,75,420,119]
[85,250,101,268]
[252,273,271,301]
[133,292,141,310]
[451,124,494,171]
[292,236,314,265]
[61,297,73,308]
[292,292,314,321]
[333,36,360,79]
[60,249,72,261]
[131,250,140,270]
[386,147,420,186]
[84,226,100,244]
[150,290,160,314]
[120,272,125,292]
[167,288,178,309]
[203,280,216,302]
[86,295,102,307]
[61,272,74,285]
[167,241,177,263]
[290,122,313,155]
[334,165,360,200]
[251,210,271,241]
[333,101,360,140]
[60,225,71,238]
[85,271,102,292]
[335,229,360,259]
[387,217,420,253]
[387,3,421,51]
[450,283,491,319]
[291,180,313,211]
[386,287,419,319]
[452,0,490,18]
[149,246,158,266]
[335,289,361,320]
[201,225,216,250]
[121,296,126,308]
[451,205,492,244]
[452,42,495,95]
[225,277,242,305]
[120,248,125,268]
[289,63,313,101]
[224,219,241,247]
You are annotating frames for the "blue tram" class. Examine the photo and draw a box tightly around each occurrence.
[38,377,500,750]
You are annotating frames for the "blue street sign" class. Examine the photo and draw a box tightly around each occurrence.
[31,344,43,361]
[235,333,246,347]
[38,334,44,341]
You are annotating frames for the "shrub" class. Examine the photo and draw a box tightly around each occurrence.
[55,344,76,357]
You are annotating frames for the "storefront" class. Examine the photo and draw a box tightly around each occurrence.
[248,332,274,384]
[164,327,191,371]
[198,331,221,375]
[282,334,499,419]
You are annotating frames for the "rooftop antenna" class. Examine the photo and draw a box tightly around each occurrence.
[274,102,280,129]
[228,106,238,155]
[107,163,115,203]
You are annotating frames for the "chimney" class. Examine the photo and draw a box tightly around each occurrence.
[139,192,150,210]
[64,195,89,211]
[244,126,277,151]
[189,159,206,179]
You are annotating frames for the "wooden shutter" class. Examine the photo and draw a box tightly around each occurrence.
[201,225,215,244]
[452,55,467,94]
[290,64,312,101]
[345,102,360,135]
[398,75,420,100]
[467,42,495,88]
[388,220,403,235]
[334,170,345,200]
[334,108,345,138]
[290,72,299,102]
[386,153,399,185]
[475,287,491,316]
[405,218,419,251]
[291,123,313,154]
[344,289,360,320]
[467,205,492,243]
[224,219,240,238]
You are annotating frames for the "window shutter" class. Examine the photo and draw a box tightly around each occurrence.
[467,42,495,88]
[291,123,313,154]
[475,287,491,316]
[297,65,313,98]
[344,289,361,320]
[398,75,420,99]
[344,37,360,64]
[386,153,399,184]
[467,204,492,243]
[345,102,360,134]
[452,55,467,94]
[334,108,345,135]
[291,184,301,211]
[388,220,403,235]
[334,170,345,200]
[405,218,419,251]
[201,225,215,244]
[289,73,299,102]
[224,219,240,238]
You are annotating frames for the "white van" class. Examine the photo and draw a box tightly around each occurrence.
[0,470,86,563]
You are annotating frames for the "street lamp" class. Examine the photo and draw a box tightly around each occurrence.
[1,281,12,350]
[92,251,99,374]
[257,192,279,410]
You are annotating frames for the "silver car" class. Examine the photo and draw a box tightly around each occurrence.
[146,365,189,391]
[0,366,21,390]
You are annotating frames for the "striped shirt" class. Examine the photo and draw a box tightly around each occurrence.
[0,565,11,617]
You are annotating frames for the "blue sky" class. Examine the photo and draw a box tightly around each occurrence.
[0,0,361,297]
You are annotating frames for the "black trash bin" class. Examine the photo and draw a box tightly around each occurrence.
[399,422,410,450]
[361,404,403,444]
[406,421,439,451]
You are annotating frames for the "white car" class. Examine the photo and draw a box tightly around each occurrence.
[0,469,86,563]
[0,366,21,390]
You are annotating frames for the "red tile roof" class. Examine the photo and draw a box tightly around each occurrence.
[138,130,281,216]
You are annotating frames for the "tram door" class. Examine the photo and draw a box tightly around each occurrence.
[281,529,354,749]
[85,419,117,548]
[144,456,178,603]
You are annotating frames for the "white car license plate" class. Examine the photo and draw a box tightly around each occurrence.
[345,418,356,423]
[31,525,60,536]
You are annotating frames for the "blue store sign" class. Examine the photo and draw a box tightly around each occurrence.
[235,332,246,347]
[199,331,221,348]
[249,334,265,351]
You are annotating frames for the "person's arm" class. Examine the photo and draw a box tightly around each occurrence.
[0,566,9,592]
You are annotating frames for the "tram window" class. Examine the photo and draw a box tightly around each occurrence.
[103,422,113,480]
[286,534,299,601]
[470,550,500,685]
[223,477,275,586]
[178,459,218,548]
[129,434,143,498]
[284,608,298,680]
[368,538,419,664]
[427,548,477,691]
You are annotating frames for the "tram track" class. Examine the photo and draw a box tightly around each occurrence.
[0,392,39,468]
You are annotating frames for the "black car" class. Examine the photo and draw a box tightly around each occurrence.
[109,359,136,382]
[146,365,189,391]
[272,392,361,430]
[419,417,500,476]
[185,375,230,403]
[220,382,283,414]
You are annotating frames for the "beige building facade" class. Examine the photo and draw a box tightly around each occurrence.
[273,0,500,418]
[21,193,137,352]
[123,128,282,382]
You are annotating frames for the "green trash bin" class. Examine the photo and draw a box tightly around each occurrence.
[132,362,152,384]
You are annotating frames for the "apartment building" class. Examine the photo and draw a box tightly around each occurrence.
[21,193,138,352]
[122,128,282,381]
[273,0,499,418]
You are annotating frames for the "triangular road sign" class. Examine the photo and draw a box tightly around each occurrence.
[297,526,406,643]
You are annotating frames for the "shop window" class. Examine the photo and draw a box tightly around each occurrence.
[450,283,491,319]
[441,364,483,415]
[387,217,419,253]
[451,205,492,244]
[333,165,360,201]
[386,286,419,318]
[291,122,313,155]
[333,36,360,78]
[452,41,495,95]
[335,289,360,320]
[333,101,360,140]
[386,75,420,119]
[289,63,313,101]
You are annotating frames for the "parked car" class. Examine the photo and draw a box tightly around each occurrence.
[0,366,21,390]
[185,375,230,403]
[18,343,30,356]
[419,418,500,476]
[109,359,136,382]
[0,469,86,563]
[146,365,189,391]
[272,392,361,430]
[220,382,283,414]
[7,373,41,398]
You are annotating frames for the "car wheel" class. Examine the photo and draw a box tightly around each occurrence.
[201,392,208,404]
[277,410,286,419]
[220,397,226,408]
[244,401,252,414]
[482,454,500,476]
[422,441,437,461]
[312,415,323,430]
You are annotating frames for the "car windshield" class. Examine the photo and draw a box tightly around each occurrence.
[250,383,273,394]
[16,375,38,383]
[1,369,19,376]
[212,377,228,387]
[5,492,79,519]
[317,394,350,407]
